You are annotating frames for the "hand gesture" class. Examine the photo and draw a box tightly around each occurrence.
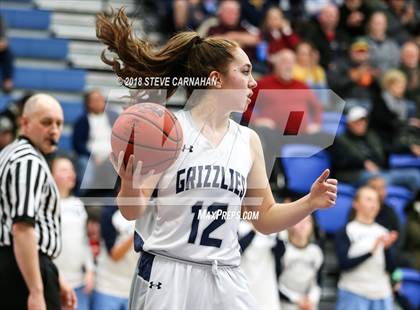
[372,231,399,253]
[110,151,155,189]
[309,169,338,210]
[383,231,399,249]
[298,296,313,310]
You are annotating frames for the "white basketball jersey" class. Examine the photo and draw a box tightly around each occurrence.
[141,109,253,266]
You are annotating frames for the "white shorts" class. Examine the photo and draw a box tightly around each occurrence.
[129,252,257,310]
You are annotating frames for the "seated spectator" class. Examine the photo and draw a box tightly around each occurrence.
[328,38,378,110]
[0,92,33,137]
[0,115,13,150]
[293,41,327,91]
[302,4,349,69]
[206,0,260,62]
[0,16,13,93]
[92,206,137,310]
[330,106,420,191]
[338,0,372,39]
[239,0,278,28]
[72,90,118,194]
[52,156,95,310]
[399,41,420,106]
[172,0,217,31]
[370,69,420,156]
[261,6,300,57]
[336,186,397,310]
[274,216,323,310]
[238,221,280,310]
[366,11,400,75]
[385,0,419,45]
[304,0,332,18]
[403,200,420,270]
[242,49,322,134]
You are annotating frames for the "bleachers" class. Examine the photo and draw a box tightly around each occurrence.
[9,37,68,59]
[385,186,414,225]
[0,8,50,30]
[13,67,85,92]
[389,154,420,169]
[281,144,331,195]
[315,183,355,235]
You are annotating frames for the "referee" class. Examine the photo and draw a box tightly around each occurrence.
[0,94,76,310]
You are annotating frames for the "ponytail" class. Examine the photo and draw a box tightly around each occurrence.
[96,8,238,98]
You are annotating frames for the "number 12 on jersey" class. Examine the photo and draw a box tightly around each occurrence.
[188,201,228,248]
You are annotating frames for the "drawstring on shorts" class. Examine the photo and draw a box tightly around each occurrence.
[212,260,219,276]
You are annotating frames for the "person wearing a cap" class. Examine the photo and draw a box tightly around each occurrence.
[330,106,420,192]
[0,115,13,150]
[328,37,379,109]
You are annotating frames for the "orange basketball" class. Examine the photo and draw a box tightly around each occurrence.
[111,102,183,174]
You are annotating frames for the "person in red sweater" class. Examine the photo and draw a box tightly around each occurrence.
[242,49,323,134]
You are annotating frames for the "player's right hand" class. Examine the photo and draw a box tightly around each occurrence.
[110,151,155,188]
[28,291,46,310]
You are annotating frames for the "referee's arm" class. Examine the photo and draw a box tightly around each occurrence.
[10,158,46,309]
[13,223,45,309]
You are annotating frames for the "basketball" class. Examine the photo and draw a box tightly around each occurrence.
[111,102,183,174]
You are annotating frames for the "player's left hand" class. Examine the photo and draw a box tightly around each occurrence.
[59,278,77,310]
[308,169,337,210]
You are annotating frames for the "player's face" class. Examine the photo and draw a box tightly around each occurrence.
[219,47,257,112]
[52,158,76,192]
[22,103,63,154]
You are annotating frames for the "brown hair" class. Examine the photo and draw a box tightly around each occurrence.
[96,9,239,98]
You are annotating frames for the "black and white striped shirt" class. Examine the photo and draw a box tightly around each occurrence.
[0,137,61,258]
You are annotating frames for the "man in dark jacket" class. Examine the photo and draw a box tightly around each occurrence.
[72,90,118,195]
[330,106,420,192]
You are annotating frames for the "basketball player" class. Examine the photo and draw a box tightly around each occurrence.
[97,9,337,309]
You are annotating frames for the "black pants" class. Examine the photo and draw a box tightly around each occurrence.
[0,247,60,310]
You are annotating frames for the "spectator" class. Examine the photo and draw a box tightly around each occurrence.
[261,6,300,57]
[293,41,327,91]
[0,15,13,93]
[330,106,420,191]
[91,206,137,310]
[172,0,217,31]
[302,4,349,69]
[0,115,13,150]
[0,92,33,140]
[242,49,322,134]
[240,0,278,28]
[72,90,118,194]
[367,176,401,237]
[370,69,420,156]
[304,0,332,18]
[239,221,280,310]
[338,0,372,39]
[399,41,420,106]
[385,0,419,45]
[274,216,323,310]
[328,38,378,110]
[206,0,260,61]
[336,186,397,310]
[366,11,400,75]
[52,156,95,310]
